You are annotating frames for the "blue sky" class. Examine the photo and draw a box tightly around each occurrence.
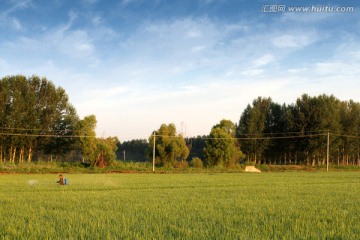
[1,0,359,141]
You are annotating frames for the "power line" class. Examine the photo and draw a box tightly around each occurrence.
[1,129,360,140]
[0,127,72,133]
[331,133,360,139]
[154,133,328,140]
[0,132,95,138]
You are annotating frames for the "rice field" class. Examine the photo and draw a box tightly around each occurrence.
[0,172,359,239]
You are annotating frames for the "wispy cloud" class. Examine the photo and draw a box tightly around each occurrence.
[253,54,274,67]
[272,32,317,48]
[0,0,32,30]
[1,1,359,140]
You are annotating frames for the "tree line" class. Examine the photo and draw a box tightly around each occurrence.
[2,75,359,168]
[0,75,118,167]
[145,95,360,167]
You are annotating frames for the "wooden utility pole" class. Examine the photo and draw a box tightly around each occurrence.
[327,132,330,172]
[153,132,156,172]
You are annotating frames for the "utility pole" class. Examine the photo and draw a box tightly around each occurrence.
[123,150,126,161]
[327,131,330,172]
[152,131,156,172]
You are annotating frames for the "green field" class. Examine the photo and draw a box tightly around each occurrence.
[0,172,359,239]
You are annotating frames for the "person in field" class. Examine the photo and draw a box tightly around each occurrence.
[56,174,65,185]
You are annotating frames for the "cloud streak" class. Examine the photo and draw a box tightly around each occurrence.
[0,1,359,140]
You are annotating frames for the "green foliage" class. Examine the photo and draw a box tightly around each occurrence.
[148,123,189,167]
[238,94,360,166]
[0,75,79,163]
[0,173,359,239]
[237,97,277,164]
[76,115,97,162]
[190,157,203,168]
[92,137,119,168]
[205,119,243,167]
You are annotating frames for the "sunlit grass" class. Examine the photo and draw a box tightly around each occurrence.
[0,172,359,239]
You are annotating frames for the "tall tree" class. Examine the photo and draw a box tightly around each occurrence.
[237,97,272,164]
[77,115,97,163]
[0,75,79,162]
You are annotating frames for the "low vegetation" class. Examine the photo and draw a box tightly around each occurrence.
[0,172,359,239]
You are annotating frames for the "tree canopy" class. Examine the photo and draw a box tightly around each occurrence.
[1,75,359,168]
[237,94,360,166]
[204,120,243,167]
[0,75,118,166]
[0,75,79,162]
[148,123,189,167]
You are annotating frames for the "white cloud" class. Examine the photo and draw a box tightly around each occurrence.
[11,17,22,30]
[315,62,360,76]
[287,68,308,74]
[121,0,137,5]
[92,16,102,26]
[1,7,360,140]
[51,30,94,58]
[281,12,336,23]
[186,29,202,38]
[253,54,274,67]
[241,69,264,77]
[272,33,315,48]
[191,45,206,53]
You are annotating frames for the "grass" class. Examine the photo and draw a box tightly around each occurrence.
[0,172,359,239]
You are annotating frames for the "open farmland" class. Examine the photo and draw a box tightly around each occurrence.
[0,172,359,239]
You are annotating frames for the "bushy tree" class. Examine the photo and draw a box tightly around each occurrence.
[93,137,118,167]
[77,115,97,162]
[148,123,189,167]
[190,157,203,168]
[205,120,243,167]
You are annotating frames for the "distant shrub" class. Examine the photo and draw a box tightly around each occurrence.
[174,161,189,169]
[190,157,203,169]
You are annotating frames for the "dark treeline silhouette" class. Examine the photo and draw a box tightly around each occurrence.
[116,139,148,162]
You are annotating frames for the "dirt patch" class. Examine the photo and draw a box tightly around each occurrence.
[245,166,261,172]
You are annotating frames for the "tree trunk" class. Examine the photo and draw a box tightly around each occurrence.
[289,152,292,164]
[27,147,32,163]
[9,145,13,163]
[12,147,16,163]
[311,154,315,167]
[19,147,24,163]
[306,151,310,166]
